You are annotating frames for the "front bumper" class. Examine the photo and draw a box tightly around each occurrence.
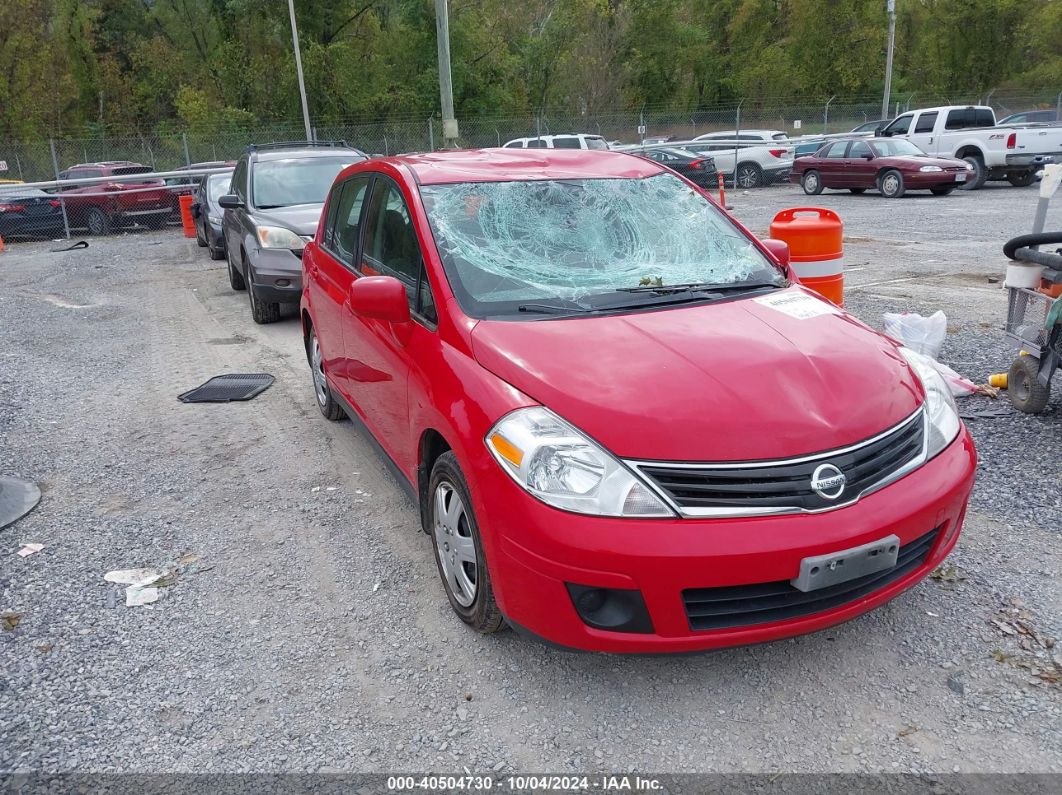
[475,428,976,653]
[250,247,303,303]
[763,163,793,184]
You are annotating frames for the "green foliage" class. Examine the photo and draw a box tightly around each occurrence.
[2,0,1060,139]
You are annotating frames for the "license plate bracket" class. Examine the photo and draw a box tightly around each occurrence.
[790,534,900,592]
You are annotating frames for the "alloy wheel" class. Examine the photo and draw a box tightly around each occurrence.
[433,482,478,607]
[311,335,328,407]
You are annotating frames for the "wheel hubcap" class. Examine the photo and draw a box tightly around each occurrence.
[805,174,818,191]
[311,336,328,407]
[433,483,477,607]
[883,175,898,194]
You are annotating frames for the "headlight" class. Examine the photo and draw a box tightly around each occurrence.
[209,214,221,224]
[486,407,673,517]
[919,165,943,172]
[899,347,961,457]
[257,225,305,250]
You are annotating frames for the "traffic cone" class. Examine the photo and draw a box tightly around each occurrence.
[0,233,5,252]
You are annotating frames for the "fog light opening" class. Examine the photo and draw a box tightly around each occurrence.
[566,583,654,634]
[275,278,291,287]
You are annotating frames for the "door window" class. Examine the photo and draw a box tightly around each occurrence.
[914,112,938,134]
[848,141,872,159]
[329,177,371,265]
[945,109,970,130]
[526,139,547,148]
[824,142,849,158]
[552,137,582,149]
[885,115,913,135]
[362,181,436,322]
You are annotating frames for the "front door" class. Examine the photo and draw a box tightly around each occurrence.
[846,140,876,186]
[340,177,425,472]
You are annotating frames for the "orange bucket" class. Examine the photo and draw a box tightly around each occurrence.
[769,207,844,306]
[179,194,196,238]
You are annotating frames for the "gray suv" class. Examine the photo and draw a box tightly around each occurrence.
[220,141,366,323]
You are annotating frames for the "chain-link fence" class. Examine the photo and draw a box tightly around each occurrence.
[2,92,1059,242]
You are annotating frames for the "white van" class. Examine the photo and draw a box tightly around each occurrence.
[502,134,610,150]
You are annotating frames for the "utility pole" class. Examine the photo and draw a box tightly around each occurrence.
[882,0,896,121]
[435,0,459,145]
[288,0,313,141]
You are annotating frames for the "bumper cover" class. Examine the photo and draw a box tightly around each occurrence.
[477,428,976,653]
[250,247,303,303]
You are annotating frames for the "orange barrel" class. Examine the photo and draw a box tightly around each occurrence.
[769,207,844,306]
[179,194,196,238]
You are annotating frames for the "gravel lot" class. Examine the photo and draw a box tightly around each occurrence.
[1,182,1060,775]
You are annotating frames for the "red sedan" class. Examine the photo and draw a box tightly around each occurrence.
[301,148,975,653]
[792,138,971,198]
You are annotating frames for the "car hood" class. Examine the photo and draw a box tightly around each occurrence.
[470,288,924,461]
[881,155,966,169]
[252,204,323,236]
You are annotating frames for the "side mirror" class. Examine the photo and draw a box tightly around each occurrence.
[863,153,875,160]
[349,276,411,324]
[218,194,243,209]
[761,238,791,268]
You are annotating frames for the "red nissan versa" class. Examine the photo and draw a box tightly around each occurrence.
[300,149,976,653]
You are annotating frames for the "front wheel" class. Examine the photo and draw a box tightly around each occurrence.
[85,207,112,236]
[195,218,208,246]
[734,162,763,188]
[801,170,823,195]
[246,264,281,324]
[227,252,246,290]
[308,327,344,420]
[1008,355,1051,413]
[429,452,505,634]
[879,169,905,198]
[958,155,986,190]
[1007,171,1036,188]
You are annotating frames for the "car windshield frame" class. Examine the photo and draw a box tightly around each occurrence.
[418,172,785,321]
[250,155,359,209]
[870,139,928,157]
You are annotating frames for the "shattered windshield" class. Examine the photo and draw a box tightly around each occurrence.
[420,173,782,318]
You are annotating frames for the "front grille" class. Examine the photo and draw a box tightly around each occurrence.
[681,528,940,631]
[633,410,924,516]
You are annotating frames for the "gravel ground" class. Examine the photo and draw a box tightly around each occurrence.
[1,183,1060,775]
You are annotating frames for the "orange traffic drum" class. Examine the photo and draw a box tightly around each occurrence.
[769,207,844,306]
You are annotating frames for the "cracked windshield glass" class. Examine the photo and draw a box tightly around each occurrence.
[420,172,783,316]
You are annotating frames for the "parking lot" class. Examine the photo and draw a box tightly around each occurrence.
[1,182,1060,774]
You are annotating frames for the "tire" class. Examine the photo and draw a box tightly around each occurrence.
[801,170,823,195]
[307,327,344,420]
[226,251,246,290]
[878,169,905,198]
[1007,171,1036,188]
[849,188,867,194]
[735,162,763,188]
[246,261,281,324]
[931,186,956,196]
[85,207,112,236]
[1007,355,1051,414]
[958,154,986,190]
[208,243,225,261]
[428,451,505,634]
[195,218,208,246]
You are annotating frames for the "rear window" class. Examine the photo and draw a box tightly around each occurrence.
[112,166,153,176]
[585,137,609,151]
[772,133,790,141]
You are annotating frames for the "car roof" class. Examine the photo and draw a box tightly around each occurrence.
[251,147,365,162]
[66,161,144,169]
[380,148,663,185]
[702,129,785,136]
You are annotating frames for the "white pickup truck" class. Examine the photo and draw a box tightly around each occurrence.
[877,105,1062,189]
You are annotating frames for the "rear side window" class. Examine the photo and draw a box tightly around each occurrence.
[914,112,938,133]
[330,177,371,266]
[945,109,970,130]
[526,139,547,149]
[503,141,523,148]
[70,169,103,179]
[824,142,848,158]
[552,138,582,149]
[848,141,872,158]
[972,109,995,127]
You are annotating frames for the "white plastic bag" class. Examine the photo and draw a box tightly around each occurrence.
[882,311,947,359]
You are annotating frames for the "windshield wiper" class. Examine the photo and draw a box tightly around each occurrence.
[615,280,784,295]
[255,204,288,210]
[517,303,588,315]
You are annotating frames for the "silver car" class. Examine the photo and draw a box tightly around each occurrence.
[220,142,366,324]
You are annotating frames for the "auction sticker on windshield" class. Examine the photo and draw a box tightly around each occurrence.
[754,291,841,320]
